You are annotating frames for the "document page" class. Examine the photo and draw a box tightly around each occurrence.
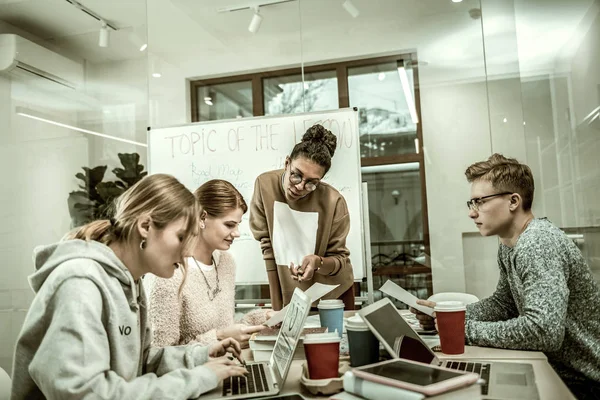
[380,280,435,317]
[266,282,339,327]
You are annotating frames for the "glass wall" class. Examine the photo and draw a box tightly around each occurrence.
[1,0,599,375]
[0,0,149,374]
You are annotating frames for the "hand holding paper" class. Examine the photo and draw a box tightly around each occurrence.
[265,282,339,327]
[379,280,435,317]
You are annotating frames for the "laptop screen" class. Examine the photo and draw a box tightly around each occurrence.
[362,301,436,364]
[270,291,310,378]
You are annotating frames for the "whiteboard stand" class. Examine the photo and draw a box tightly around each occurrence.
[361,182,374,305]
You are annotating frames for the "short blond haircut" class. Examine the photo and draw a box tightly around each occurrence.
[465,153,535,210]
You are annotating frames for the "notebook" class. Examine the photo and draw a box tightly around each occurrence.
[202,287,311,399]
[358,298,539,400]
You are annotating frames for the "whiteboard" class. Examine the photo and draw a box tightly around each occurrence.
[148,108,364,284]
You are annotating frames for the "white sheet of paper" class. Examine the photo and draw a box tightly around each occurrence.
[265,282,340,327]
[379,280,435,317]
[272,201,319,267]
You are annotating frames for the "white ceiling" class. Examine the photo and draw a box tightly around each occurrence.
[0,0,597,80]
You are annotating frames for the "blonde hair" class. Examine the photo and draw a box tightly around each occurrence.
[194,179,247,217]
[465,153,535,210]
[67,174,200,287]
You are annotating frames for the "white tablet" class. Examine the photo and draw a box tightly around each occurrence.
[352,359,479,396]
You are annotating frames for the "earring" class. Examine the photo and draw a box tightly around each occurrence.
[200,222,206,229]
[140,239,146,250]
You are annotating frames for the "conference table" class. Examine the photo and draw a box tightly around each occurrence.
[272,344,576,399]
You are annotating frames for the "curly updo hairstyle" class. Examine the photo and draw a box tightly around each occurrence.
[289,124,337,174]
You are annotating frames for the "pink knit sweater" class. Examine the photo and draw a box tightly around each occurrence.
[149,250,269,347]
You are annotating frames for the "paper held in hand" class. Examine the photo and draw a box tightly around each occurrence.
[379,280,435,317]
[265,282,340,327]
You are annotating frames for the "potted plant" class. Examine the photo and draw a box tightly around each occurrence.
[67,153,147,228]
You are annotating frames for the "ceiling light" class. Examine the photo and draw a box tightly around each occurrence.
[397,67,419,124]
[127,32,147,52]
[342,0,360,18]
[452,0,463,3]
[98,21,109,47]
[249,6,263,33]
[378,72,385,81]
[152,72,161,78]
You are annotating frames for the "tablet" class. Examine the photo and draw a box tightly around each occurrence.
[352,359,479,396]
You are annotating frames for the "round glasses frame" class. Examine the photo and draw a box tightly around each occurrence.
[288,166,320,192]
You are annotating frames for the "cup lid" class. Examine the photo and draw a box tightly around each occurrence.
[303,332,342,344]
[434,300,466,312]
[346,313,369,330]
[317,299,344,309]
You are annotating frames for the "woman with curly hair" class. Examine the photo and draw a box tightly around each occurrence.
[250,124,355,310]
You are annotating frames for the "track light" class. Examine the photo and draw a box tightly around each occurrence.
[98,21,109,47]
[248,6,263,33]
[342,0,359,18]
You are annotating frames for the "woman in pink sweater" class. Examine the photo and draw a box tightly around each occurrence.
[149,179,272,347]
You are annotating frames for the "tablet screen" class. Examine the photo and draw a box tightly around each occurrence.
[358,360,465,386]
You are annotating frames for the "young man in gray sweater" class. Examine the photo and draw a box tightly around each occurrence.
[414,154,600,400]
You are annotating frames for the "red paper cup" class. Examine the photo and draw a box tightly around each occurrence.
[303,332,341,379]
[434,301,466,355]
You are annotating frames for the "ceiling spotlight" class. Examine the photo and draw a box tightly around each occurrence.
[378,72,385,81]
[248,6,263,33]
[98,21,109,47]
[139,43,147,52]
[452,0,463,2]
[152,72,162,78]
[342,0,360,18]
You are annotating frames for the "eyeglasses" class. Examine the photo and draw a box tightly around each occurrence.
[466,192,512,211]
[288,164,320,192]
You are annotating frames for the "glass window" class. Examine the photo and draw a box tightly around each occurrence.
[263,70,338,116]
[196,81,253,121]
[348,62,418,158]
[361,163,430,306]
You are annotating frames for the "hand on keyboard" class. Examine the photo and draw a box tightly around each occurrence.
[205,356,248,381]
[210,338,245,364]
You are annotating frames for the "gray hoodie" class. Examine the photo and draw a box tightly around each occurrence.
[11,239,220,400]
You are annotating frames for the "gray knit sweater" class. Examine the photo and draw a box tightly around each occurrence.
[465,218,600,384]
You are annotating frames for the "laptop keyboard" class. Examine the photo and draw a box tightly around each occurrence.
[222,363,269,397]
[445,361,491,395]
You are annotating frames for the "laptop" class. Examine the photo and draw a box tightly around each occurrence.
[203,288,311,399]
[358,298,540,400]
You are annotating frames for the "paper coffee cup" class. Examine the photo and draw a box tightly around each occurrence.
[346,314,379,367]
[318,299,344,338]
[303,332,341,379]
[434,301,466,355]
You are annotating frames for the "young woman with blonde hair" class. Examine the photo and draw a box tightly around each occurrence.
[150,179,272,348]
[11,174,247,400]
